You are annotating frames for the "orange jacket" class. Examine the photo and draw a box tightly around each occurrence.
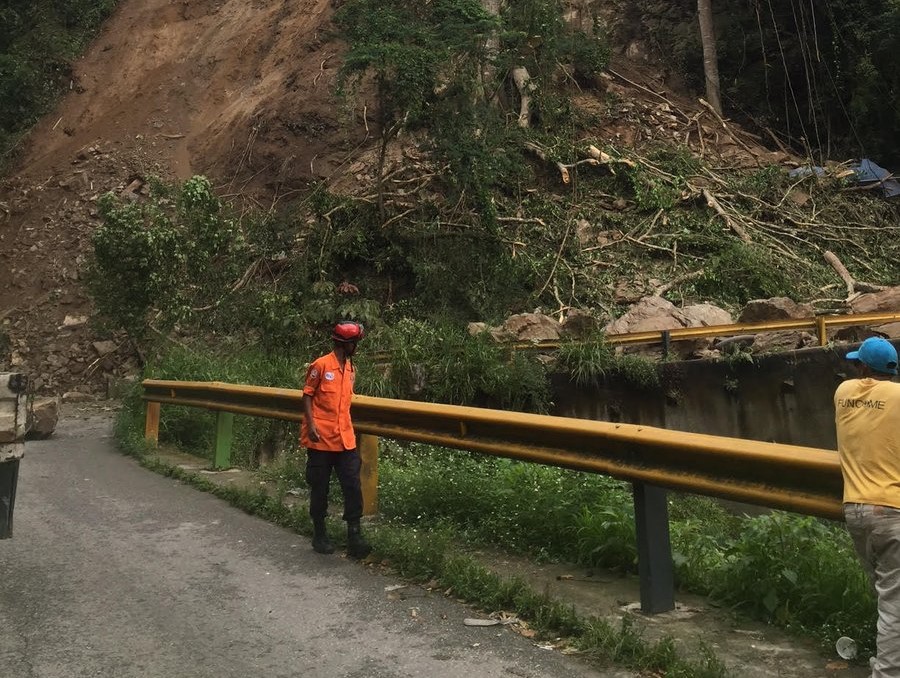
[300,351,356,451]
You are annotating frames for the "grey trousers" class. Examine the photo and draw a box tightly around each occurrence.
[845,503,900,678]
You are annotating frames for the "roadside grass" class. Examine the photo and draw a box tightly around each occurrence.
[117,378,876,662]
[372,441,876,656]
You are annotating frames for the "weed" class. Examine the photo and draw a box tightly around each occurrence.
[557,336,660,390]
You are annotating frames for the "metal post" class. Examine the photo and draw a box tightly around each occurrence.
[214,411,234,470]
[0,458,19,539]
[632,481,675,614]
[359,434,379,516]
[145,401,160,446]
[816,315,828,347]
[661,330,671,359]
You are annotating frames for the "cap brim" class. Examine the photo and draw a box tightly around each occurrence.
[846,350,861,361]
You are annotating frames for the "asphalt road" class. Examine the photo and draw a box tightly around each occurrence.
[0,411,613,678]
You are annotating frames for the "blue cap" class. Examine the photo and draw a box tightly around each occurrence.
[846,337,899,375]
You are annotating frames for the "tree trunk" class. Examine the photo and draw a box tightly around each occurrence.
[511,67,534,127]
[697,0,722,115]
[481,0,503,100]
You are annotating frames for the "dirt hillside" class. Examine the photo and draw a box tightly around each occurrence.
[0,0,369,396]
[0,0,788,397]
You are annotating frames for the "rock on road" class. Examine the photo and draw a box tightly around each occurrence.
[0,411,617,678]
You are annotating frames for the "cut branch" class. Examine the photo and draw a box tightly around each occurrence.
[698,98,761,164]
[701,188,752,243]
[524,141,598,184]
[824,250,887,297]
[654,269,705,296]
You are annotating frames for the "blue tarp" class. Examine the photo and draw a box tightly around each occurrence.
[854,158,900,198]
[789,158,900,198]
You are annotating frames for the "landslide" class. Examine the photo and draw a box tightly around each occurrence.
[1,0,898,398]
[0,0,360,395]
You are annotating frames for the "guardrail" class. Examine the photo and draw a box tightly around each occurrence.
[511,310,900,354]
[142,378,843,613]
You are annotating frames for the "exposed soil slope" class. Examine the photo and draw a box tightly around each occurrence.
[0,0,792,396]
[0,0,366,395]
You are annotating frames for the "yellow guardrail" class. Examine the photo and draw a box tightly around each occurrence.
[511,310,900,351]
[141,377,847,612]
[142,379,843,521]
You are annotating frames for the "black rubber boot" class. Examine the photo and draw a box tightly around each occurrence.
[346,520,372,560]
[312,519,334,554]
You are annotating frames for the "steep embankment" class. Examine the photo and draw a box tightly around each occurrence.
[1,0,890,398]
[0,0,362,395]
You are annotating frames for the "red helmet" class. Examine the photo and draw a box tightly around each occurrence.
[332,321,364,342]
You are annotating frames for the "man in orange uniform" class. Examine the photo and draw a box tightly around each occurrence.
[301,321,371,559]
[836,336,900,676]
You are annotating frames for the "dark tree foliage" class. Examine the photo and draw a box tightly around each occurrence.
[629,0,900,166]
[0,0,117,161]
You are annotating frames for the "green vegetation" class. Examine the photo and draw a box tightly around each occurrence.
[557,335,660,390]
[0,0,118,162]
[374,443,876,654]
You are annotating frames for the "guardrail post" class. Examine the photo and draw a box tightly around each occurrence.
[816,315,828,346]
[632,482,675,614]
[0,458,20,539]
[214,412,233,470]
[145,402,160,447]
[359,434,379,516]
[661,330,671,359]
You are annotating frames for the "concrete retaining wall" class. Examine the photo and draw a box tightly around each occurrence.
[551,343,892,450]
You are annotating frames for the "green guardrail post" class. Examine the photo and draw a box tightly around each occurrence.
[214,411,234,470]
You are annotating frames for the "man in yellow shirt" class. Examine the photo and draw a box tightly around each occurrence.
[836,336,900,677]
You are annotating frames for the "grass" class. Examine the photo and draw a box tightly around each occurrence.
[381,442,876,653]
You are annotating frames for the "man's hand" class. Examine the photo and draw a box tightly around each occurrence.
[308,426,321,443]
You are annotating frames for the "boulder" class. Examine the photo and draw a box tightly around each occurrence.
[750,330,817,355]
[62,314,88,328]
[833,326,885,344]
[92,340,118,356]
[612,279,645,305]
[604,297,732,335]
[738,297,813,323]
[62,391,92,403]
[850,286,900,314]
[491,313,561,343]
[680,303,733,327]
[873,322,900,339]
[26,397,59,440]
[604,296,732,359]
[604,296,685,335]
